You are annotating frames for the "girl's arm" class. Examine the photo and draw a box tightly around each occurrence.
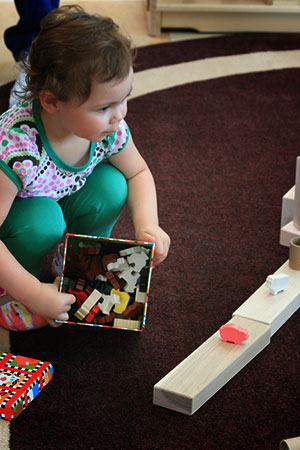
[0,170,75,326]
[108,133,170,265]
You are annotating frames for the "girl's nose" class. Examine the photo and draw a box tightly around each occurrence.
[110,103,127,124]
[110,109,122,124]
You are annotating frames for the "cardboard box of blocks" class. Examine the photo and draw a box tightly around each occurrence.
[58,233,155,331]
[0,352,53,420]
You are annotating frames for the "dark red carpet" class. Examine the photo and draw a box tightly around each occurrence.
[0,34,299,450]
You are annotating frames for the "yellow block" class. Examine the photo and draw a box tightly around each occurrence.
[112,289,130,314]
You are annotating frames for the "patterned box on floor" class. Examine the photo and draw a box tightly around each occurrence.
[0,352,53,420]
[58,233,155,331]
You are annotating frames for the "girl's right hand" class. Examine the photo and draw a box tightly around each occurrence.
[33,277,75,327]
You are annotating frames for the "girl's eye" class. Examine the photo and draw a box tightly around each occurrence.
[97,106,109,113]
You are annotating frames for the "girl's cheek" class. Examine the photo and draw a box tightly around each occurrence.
[122,102,128,117]
[93,116,107,130]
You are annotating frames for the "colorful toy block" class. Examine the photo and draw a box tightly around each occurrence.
[74,289,102,320]
[95,274,107,282]
[134,284,147,304]
[102,253,118,268]
[107,257,129,272]
[99,293,120,315]
[118,268,140,293]
[113,318,141,330]
[94,312,116,325]
[68,289,88,308]
[112,289,130,314]
[0,352,53,420]
[266,273,289,295]
[85,304,100,322]
[219,323,249,344]
[122,301,144,320]
[106,271,120,290]
[75,278,85,291]
[127,251,148,272]
[119,246,138,256]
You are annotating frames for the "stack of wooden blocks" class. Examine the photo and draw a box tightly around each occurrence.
[153,157,300,416]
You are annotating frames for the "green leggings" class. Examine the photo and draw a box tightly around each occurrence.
[0,163,128,276]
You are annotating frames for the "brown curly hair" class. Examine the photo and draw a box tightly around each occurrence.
[20,4,134,102]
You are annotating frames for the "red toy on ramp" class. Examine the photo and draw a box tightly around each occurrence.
[219,323,249,344]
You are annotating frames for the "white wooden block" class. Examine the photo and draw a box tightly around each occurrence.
[135,285,147,304]
[113,318,141,329]
[265,273,289,295]
[119,246,140,256]
[107,257,129,272]
[99,293,120,315]
[128,252,148,272]
[95,274,107,282]
[118,268,140,292]
[153,316,270,415]
[233,260,300,336]
[280,220,300,246]
[280,157,300,245]
[141,246,151,255]
[281,186,294,228]
[74,289,102,320]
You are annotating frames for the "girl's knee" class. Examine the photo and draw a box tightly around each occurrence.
[28,198,66,242]
[64,163,128,215]
[64,164,128,237]
[88,163,128,212]
[0,197,66,267]
[3,196,65,238]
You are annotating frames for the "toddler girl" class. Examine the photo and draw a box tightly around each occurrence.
[0,5,170,331]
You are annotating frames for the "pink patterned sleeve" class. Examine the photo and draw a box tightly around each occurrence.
[103,120,130,158]
[0,128,41,190]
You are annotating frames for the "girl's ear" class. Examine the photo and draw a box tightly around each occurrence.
[39,90,59,113]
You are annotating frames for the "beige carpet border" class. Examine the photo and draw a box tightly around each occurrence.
[131,49,300,99]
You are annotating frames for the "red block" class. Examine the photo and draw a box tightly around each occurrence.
[219,323,249,344]
[68,289,88,307]
[85,304,100,323]
[93,312,116,325]
[122,302,144,320]
[106,271,120,290]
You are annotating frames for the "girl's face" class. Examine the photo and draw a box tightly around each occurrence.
[56,68,133,142]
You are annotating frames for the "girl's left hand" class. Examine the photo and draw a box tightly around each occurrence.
[136,226,170,266]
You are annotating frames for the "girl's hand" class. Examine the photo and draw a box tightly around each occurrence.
[136,226,170,266]
[32,278,75,327]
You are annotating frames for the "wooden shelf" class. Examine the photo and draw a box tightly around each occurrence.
[147,0,300,35]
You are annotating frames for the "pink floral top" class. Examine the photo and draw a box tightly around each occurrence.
[0,100,129,200]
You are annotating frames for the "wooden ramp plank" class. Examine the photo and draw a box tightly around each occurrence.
[233,260,300,336]
[153,316,270,415]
